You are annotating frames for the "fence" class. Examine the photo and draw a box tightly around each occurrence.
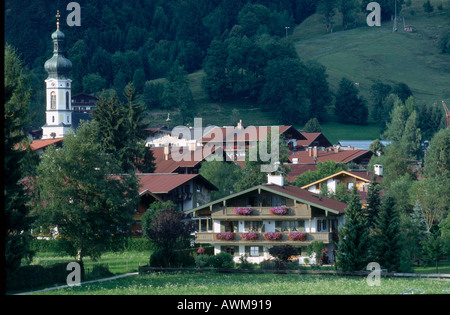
[138,266,450,279]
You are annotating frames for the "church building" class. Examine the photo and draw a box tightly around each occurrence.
[41,11,73,140]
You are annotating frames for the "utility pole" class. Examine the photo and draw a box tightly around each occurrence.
[285,26,290,39]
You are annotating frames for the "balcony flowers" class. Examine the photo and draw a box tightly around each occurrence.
[288,231,307,241]
[234,207,253,215]
[216,232,234,240]
[263,232,282,241]
[270,206,288,215]
[241,231,258,241]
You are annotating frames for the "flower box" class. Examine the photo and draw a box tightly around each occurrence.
[234,207,253,215]
[216,232,234,240]
[263,232,282,241]
[241,231,258,241]
[288,231,307,241]
[270,206,288,215]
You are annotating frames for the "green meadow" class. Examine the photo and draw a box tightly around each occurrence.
[30,272,450,295]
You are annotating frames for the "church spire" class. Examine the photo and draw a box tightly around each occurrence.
[41,11,73,140]
[44,11,72,80]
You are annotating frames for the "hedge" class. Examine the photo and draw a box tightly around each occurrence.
[6,263,68,292]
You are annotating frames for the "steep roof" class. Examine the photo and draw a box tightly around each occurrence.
[186,183,348,215]
[136,173,217,195]
[297,133,333,148]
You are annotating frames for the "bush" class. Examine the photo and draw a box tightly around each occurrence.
[209,252,234,269]
[89,264,113,279]
[194,254,210,268]
[237,254,255,269]
[6,263,68,292]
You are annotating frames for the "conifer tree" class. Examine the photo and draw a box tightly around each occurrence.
[371,196,402,272]
[336,186,370,271]
[364,181,382,229]
[4,45,38,273]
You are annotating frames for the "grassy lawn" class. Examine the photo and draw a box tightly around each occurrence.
[30,272,450,295]
[29,251,151,276]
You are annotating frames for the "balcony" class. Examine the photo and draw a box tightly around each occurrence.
[195,231,332,245]
[212,205,310,220]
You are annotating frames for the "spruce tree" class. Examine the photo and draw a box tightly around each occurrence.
[337,186,371,271]
[372,196,402,272]
[364,181,382,229]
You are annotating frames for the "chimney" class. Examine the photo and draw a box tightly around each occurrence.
[308,147,312,157]
[292,158,298,164]
[267,173,284,187]
[374,164,383,176]
[164,145,170,160]
[313,146,318,159]
[237,119,243,130]
[334,147,339,154]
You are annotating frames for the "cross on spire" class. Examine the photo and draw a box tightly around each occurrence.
[56,10,60,29]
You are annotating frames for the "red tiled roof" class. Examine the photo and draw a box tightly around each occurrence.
[288,148,372,164]
[30,138,64,151]
[151,146,221,173]
[136,173,217,194]
[201,126,305,143]
[286,164,318,182]
[297,132,332,148]
[264,184,348,214]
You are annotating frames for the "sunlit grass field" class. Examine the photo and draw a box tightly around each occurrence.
[31,272,450,295]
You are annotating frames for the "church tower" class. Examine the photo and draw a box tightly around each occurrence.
[42,11,73,139]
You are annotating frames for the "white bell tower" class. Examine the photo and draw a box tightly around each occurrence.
[42,11,73,139]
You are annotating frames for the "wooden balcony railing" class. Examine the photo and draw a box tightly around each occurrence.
[195,231,332,244]
[212,206,310,219]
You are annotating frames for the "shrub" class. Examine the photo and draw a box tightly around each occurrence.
[89,264,113,279]
[237,254,254,269]
[209,252,234,269]
[6,263,68,292]
[194,254,210,268]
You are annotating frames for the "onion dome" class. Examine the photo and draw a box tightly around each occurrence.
[44,11,72,80]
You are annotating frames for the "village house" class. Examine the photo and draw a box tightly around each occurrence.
[199,121,306,161]
[186,173,347,264]
[301,167,383,195]
[296,132,333,150]
[287,146,373,166]
[131,173,217,237]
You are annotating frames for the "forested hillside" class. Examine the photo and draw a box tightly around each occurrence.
[5,0,449,138]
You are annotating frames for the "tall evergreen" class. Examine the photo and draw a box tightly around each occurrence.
[337,186,371,271]
[4,45,37,273]
[371,196,402,272]
[92,83,154,173]
[364,181,382,229]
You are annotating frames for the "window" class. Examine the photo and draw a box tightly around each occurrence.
[250,246,259,257]
[52,116,55,123]
[66,92,70,109]
[51,92,56,109]
[317,219,327,232]
[244,221,261,232]
[221,246,236,256]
